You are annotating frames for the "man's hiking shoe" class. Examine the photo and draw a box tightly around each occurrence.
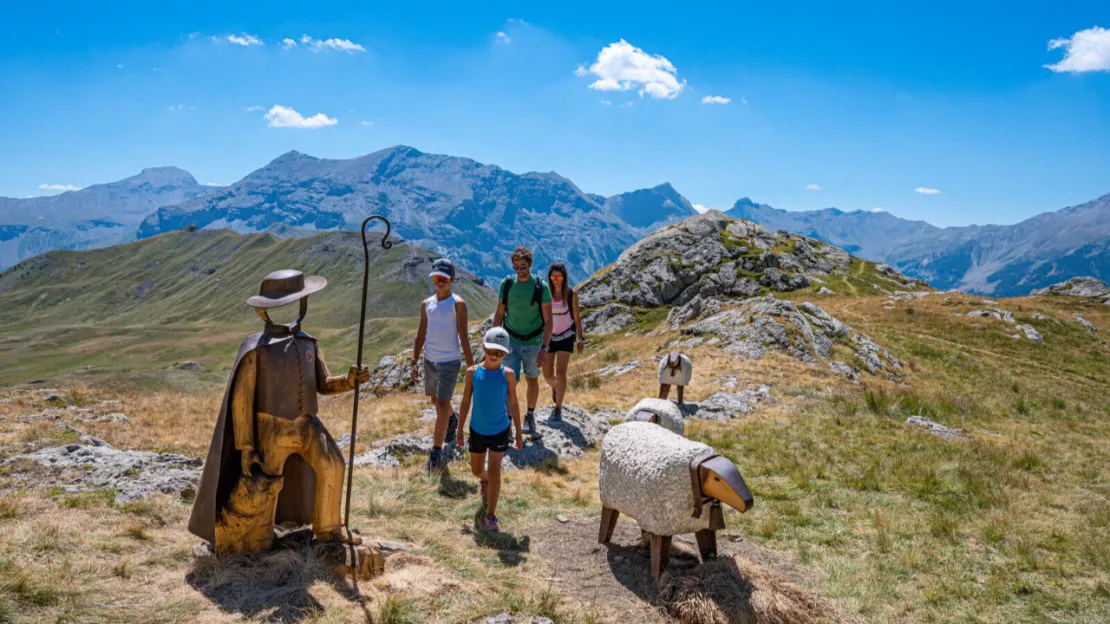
[524,410,537,437]
[484,514,500,533]
[445,412,459,444]
[425,448,441,475]
[549,406,563,424]
[480,479,488,502]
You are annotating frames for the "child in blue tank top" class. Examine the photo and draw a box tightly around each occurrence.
[457,327,523,533]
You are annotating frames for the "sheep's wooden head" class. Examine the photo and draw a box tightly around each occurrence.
[696,455,754,514]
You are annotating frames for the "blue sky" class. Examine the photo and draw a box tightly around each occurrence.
[1,0,1108,227]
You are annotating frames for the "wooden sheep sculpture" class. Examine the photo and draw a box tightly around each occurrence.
[626,397,685,435]
[658,352,692,403]
[599,421,753,581]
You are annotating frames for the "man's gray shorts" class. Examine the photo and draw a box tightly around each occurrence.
[423,359,462,401]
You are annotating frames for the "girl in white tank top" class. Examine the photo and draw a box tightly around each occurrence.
[424,293,461,363]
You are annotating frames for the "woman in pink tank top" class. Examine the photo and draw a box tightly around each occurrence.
[542,263,583,422]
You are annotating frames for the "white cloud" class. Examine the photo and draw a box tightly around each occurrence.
[579,39,686,99]
[243,105,264,112]
[574,65,588,77]
[495,31,511,44]
[914,187,941,195]
[166,104,194,111]
[360,120,373,126]
[701,95,730,105]
[263,105,338,129]
[870,207,885,213]
[600,98,613,106]
[38,184,81,192]
[741,97,749,105]
[116,63,124,69]
[805,184,822,191]
[281,38,298,49]
[620,101,634,108]
[218,33,263,47]
[298,35,366,53]
[1045,26,1110,73]
[693,203,711,214]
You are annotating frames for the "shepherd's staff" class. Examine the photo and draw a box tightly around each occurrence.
[344,214,392,575]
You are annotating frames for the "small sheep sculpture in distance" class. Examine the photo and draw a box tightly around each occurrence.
[658,352,692,404]
[626,397,685,435]
[598,421,753,580]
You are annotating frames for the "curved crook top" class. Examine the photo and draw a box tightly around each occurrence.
[360,215,393,251]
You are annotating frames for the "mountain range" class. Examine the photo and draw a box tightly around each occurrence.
[2,145,1107,295]
[0,167,217,269]
[728,193,1110,296]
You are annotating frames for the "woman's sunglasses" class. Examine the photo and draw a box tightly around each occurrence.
[432,276,450,284]
[550,274,564,281]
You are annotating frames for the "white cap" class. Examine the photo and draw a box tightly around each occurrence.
[483,327,511,353]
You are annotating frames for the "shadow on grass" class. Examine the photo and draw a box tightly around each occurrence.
[467,506,530,567]
[438,472,478,499]
[186,531,373,623]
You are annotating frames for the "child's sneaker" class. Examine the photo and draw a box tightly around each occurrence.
[483,514,500,533]
[480,479,488,502]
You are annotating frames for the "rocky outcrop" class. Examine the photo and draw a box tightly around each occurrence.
[1031,277,1110,301]
[353,435,461,468]
[676,296,902,380]
[582,303,637,335]
[683,386,776,420]
[905,416,964,441]
[578,212,923,312]
[1075,315,1097,334]
[967,308,1015,323]
[2,441,201,503]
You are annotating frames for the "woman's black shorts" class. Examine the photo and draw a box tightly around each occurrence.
[549,334,576,353]
[469,426,511,454]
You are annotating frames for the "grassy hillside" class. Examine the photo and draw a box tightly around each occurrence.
[0,228,496,384]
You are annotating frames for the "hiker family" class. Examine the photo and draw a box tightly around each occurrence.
[410,247,584,532]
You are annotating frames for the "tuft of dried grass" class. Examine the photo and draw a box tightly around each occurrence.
[656,555,839,624]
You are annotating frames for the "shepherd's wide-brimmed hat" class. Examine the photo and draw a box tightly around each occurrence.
[246,269,327,308]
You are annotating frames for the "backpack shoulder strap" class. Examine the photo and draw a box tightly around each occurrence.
[532,278,544,307]
[500,277,513,309]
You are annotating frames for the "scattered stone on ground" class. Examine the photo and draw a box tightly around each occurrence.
[675,295,903,379]
[2,440,202,502]
[485,614,554,624]
[582,303,637,335]
[1017,324,1044,343]
[353,434,461,468]
[43,393,67,404]
[980,299,1000,306]
[681,386,776,420]
[503,406,610,470]
[1031,312,1060,324]
[365,352,421,392]
[905,415,964,441]
[888,290,929,302]
[1031,276,1110,301]
[830,361,860,381]
[718,376,739,388]
[1075,315,1097,334]
[816,286,836,295]
[966,308,1015,323]
[595,360,641,378]
[172,361,203,372]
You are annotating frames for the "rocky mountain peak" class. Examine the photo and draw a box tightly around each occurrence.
[123,166,200,190]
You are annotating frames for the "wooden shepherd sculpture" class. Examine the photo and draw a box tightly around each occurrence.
[188,266,383,578]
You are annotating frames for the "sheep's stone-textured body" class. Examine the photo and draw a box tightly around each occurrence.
[600,422,713,536]
[658,353,693,386]
[626,398,685,435]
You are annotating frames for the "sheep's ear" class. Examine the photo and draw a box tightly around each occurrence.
[700,458,754,513]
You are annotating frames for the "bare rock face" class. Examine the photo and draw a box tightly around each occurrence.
[504,406,610,470]
[2,441,202,503]
[353,434,461,468]
[677,296,903,380]
[1031,277,1110,301]
[577,213,880,311]
[582,303,637,335]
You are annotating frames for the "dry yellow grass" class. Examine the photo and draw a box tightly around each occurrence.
[1,292,1107,623]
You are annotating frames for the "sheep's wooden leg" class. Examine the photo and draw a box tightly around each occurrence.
[676,385,685,404]
[695,529,717,561]
[599,506,620,544]
[658,383,671,399]
[650,534,672,581]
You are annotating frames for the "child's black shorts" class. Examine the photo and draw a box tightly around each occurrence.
[469,426,511,454]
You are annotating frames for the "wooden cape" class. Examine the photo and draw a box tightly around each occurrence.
[187,330,319,544]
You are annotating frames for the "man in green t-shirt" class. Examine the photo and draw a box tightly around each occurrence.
[494,247,553,436]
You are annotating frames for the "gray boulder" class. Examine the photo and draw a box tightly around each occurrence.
[582,303,637,335]
[353,435,460,468]
[1075,315,1097,334]
[905,416,963,441]
[503,406,610,470]
[683,386,775,420]
[1016,324,1044,342]
[3,441,202,503]
[1030,277,1110,300]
